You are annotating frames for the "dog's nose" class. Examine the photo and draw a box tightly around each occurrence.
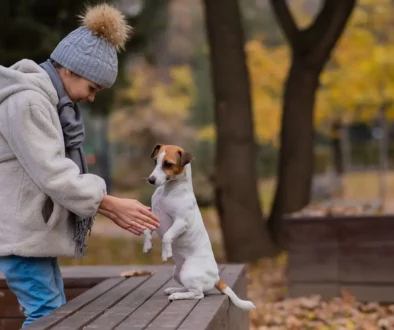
[148,176,156,185]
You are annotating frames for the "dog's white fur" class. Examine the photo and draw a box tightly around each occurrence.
[143,148,256,310]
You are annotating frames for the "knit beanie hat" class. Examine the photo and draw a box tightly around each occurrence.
[50,3,132,88]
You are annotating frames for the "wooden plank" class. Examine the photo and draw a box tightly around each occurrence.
[339,215,394,244]
[0,288,87,318]
[53,276,150,330]
[60,265,172,280]
[0,289,22,317]
[65,288,89,302]
[145,266,226,330]
[0,318,24,330]
[114,278,178,330]
[116,266,225,330]
[338,284,394,303]
[290,282,394,303]
[85,269,173,330]
[288,282,340,299]
[177,264,249,330]
[339,243,394,282]
[24,278,124,330]
[286,218,339,245]
[288,244,338,282]
[1,266,163,289]
[146,299,199,330]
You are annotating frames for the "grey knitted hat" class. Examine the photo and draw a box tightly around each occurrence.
[51,3,132,88]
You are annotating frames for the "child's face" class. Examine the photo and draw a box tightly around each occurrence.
[60,69,103,103]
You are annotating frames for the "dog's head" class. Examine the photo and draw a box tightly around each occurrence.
[147,144,194,186]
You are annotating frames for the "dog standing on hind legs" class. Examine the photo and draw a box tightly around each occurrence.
[143,144,256,311]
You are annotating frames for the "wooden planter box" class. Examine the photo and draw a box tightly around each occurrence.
[286,214,394,303]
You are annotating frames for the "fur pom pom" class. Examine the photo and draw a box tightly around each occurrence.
[79,3,132,52]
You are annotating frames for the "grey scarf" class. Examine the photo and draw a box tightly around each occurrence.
[40,59,93,257]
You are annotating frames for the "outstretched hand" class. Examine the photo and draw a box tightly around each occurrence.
[98,196,159,236]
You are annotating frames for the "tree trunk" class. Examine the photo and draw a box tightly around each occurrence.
[268,0,356,247]
[331,119,344,176]
[203,0,276,261]
[378,104,389,209]
[268,60,318,246]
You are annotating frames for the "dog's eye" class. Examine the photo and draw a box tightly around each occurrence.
[164,161,173,169]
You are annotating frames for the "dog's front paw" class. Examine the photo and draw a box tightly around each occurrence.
[143,240,152,254]
[162,244,172,262]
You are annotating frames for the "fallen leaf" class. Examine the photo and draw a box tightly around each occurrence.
[300,295,321,310]
[120,270,155,277]
[341,287,356,305]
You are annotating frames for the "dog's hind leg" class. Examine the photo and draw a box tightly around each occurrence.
[143,229,153,254]
[164,287,188,295]
[168,289,204,301]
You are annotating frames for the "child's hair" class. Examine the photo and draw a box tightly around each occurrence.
[49,59,62,69]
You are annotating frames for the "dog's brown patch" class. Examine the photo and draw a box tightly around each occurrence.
[215,279,228,293]
[150,144,194,179]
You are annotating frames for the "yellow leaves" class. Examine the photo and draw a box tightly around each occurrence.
[110,60,196,145]
[170,66,194,91]
[245,40,289,143]
[151,84,191,117]
[127,63,194,118]
[198,124,216,141]
[316,0,394,126]
[346,320,356,329]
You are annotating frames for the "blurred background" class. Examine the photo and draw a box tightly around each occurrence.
[2,0,394,328]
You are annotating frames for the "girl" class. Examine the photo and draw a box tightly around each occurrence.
[0,3,159,327]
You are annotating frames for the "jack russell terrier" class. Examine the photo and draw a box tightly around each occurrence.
[143,144,256,311]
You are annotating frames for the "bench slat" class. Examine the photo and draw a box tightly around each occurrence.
[85,269,173,330]
[144,265,226,330]
[114,278,178,330]
[54,275,151,330]
[147,299,199,330]
[60,265,172,279]
[20,264,249,330]
[24,278,124,330]
[177,264,247,330]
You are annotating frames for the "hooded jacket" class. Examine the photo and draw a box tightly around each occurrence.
[0,59,107,257]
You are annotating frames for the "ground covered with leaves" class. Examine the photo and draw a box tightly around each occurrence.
[247,254,394,330]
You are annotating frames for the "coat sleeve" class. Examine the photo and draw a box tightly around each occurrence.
[6,98,107,218]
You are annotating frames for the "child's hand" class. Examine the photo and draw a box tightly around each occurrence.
[98,208,144,235]
[98,195,159,235]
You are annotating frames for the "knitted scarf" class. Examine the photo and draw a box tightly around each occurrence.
[40,59,93,257]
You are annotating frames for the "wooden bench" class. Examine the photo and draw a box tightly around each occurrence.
[1,264,249,330]
[286,214,394,303]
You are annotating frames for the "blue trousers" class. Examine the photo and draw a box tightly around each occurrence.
[0,256,66,327]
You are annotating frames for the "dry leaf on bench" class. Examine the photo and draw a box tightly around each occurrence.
[120,270,155,278]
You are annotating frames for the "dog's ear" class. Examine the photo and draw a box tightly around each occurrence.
[178,150,194,167]
[150,144,163,159]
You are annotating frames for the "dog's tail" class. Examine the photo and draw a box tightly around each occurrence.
[215,279,256,311]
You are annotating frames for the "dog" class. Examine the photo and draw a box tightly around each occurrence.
[143,144,256,311]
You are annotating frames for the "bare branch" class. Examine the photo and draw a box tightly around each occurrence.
[269,0,300,49]
[302,0,356,67]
